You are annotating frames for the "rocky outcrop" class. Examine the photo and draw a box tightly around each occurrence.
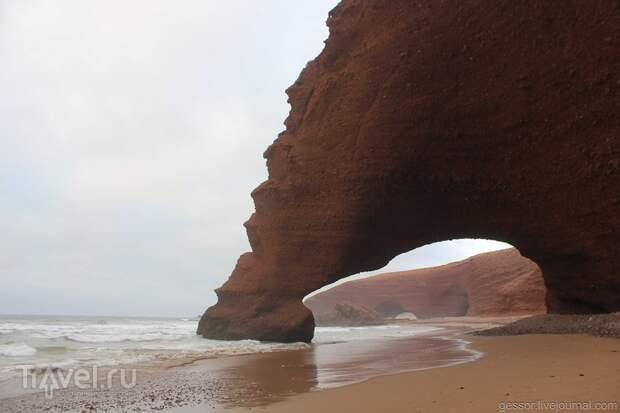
[305,249,546,320]
[478,313,620,338]
[198,0,620,343]
[313,302,384,326]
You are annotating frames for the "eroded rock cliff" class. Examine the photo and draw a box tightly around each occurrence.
[305,249,546,321]
[198,0,620,342]
[313,302,384,326]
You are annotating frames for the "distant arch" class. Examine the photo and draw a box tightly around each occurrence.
[303,240,546,327]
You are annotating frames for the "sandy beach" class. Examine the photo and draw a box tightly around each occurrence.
[213,333,620,413]
[1,318,618,412]
[0,321,476,412]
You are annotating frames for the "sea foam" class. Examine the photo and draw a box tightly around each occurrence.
[0,343,37,357]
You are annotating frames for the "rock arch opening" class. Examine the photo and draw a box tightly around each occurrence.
[198,0,620,343]
[303,240,547,328]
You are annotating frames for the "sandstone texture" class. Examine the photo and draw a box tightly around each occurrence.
[313,302,384,326]
[198,0,620,342]
[305,249,546,322]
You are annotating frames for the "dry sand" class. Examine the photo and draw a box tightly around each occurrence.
[213,334,620,413]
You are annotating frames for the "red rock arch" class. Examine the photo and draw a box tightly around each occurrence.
[198,0,620,342]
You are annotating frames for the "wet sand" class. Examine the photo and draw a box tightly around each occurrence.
[2,320,618,412]
[0,326,477,412]
[211,334,620,413]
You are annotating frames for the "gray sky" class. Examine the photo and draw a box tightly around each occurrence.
[0,1,509,317]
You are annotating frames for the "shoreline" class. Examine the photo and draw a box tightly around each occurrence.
[210,333,620,413]
[1,322,478,412]
[2,318,618,412]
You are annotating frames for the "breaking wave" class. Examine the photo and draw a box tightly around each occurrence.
[0,343,37,357]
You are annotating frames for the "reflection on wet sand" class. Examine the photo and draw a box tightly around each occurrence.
[0,328,480,412]
[207,332,478,409]
[211,348,318,408]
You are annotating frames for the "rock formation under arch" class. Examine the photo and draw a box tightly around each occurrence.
[198,0,620,342]
[304,248,546,322]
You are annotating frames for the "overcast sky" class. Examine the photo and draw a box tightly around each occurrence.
[0,1,510,317]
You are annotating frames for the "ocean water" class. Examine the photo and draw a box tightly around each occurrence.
[0,315,305,380]
[0,315,484,411]
[0,315,444,382]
